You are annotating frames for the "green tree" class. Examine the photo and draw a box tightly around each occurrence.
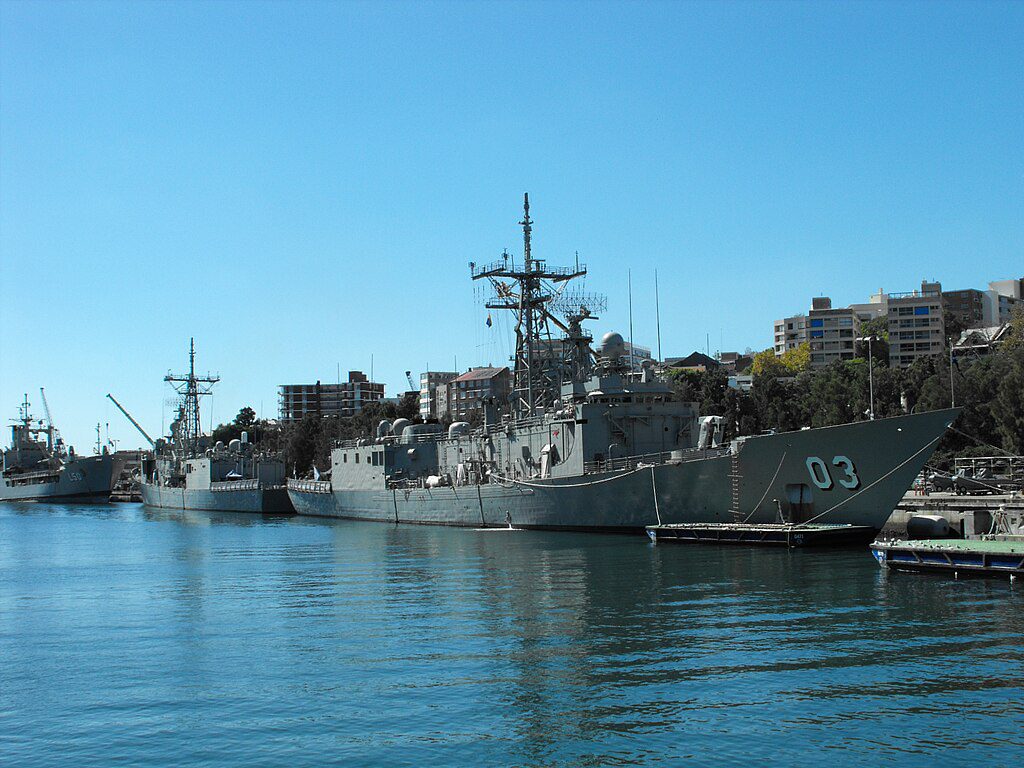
[994,350,1024,454]
[858,316,889,342]
[779,343,810,373]
[751,348,785,376]
[211,406,260,445]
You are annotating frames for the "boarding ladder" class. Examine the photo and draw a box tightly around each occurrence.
[729,450,743,522]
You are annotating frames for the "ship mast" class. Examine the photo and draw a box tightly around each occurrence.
[164,338,220,457]
[471,194,595,418]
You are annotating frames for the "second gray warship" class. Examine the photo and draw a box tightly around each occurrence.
[140,340,293,514]
[287,195,958,531]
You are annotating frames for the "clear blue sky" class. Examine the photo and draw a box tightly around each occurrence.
[1,0,1021,450]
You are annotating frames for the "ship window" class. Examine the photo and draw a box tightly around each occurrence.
[355,454,360,463]
[343,454,347,462]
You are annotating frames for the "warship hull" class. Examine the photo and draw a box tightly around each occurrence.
[0,454,114,503]
[141,483,294,514]
[288,409,957,532]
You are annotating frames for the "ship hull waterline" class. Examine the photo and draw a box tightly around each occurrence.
[288,409,959,532]
[140,483,295,514]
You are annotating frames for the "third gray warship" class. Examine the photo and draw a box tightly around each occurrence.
[140,340,293,514]
[287,195,958,531]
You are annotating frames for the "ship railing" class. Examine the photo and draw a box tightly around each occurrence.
[211,479,260,492]
[3,469,62,485]
[334,434,440,449]
[584,446,731,475]
[287,478,332,494]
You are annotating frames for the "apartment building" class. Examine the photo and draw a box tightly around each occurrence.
[775,297,857,368]
[942,288,987,329]
[773,314,808,356]
[987,278,1022,324]
[445,367,512,421]
[419,371,457,420]
[887,281,946,368]
[806,297,859,368]
[278,371,385,422]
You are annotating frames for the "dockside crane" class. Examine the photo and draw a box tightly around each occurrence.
[106,393,156,448]
[405,371,416,391]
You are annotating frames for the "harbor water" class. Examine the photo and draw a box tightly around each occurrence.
[2,503,1023,767]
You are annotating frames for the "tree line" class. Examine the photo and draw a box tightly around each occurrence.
[670,306,1023,465]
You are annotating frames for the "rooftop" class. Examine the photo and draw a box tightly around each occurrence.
[452,366,509,383]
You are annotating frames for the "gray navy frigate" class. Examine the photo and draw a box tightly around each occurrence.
[287,195,958,531]
[1,392,114,503]
[140,340,293,514]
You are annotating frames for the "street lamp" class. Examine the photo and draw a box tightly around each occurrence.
[858,335,876,420]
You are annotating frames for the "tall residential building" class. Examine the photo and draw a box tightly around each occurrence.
[445,367,511,421]
[773,314,808,355]
[806,297,859,368]
[623,342,653,370]
[887,281,946,368]
[987,278,1023,324]
[419,371,457,420]
[775,297,857,368]
[278,371,385,422]
[942,288,987,329]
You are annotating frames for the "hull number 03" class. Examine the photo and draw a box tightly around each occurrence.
[805,456,861,490]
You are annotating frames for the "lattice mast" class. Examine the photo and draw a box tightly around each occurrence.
[471,194,591,417]
[165,338,220,457]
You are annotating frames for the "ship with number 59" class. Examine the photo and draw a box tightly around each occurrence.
[286,196,958,531]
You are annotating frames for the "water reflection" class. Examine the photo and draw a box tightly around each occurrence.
[1,503,1021,767]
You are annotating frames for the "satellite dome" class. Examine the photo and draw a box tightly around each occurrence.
[600,332,626,360]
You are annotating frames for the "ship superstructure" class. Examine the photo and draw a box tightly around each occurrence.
[288,196,958,531]
[1,391,114,503]
[140,340,293,514]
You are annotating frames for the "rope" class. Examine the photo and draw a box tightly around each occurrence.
[948,426,1015,457]
[651,466,662,526]
[798,433,945,526]
[490,465,646,489]
[739,450,787,524]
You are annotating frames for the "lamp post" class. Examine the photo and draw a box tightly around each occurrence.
[949,345,956,408]
[858,335,875,420]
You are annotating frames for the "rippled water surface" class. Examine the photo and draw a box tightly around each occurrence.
[1,503,1022,766]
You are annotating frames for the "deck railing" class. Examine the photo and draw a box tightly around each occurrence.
[287,479,332,494]
[211,479,259,492]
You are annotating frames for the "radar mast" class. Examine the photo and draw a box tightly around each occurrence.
[470,195,603,417]
[164,338,220,457]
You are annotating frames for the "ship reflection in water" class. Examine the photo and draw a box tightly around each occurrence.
[2,502,1022,766]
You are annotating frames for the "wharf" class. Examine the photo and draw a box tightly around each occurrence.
[645,522,876,548]
[883,492,1024,536]
[871,538,1024,579]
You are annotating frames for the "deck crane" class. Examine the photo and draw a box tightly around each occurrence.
[106,393,156,448]
[38,387,58,454]
[405,371,416,391]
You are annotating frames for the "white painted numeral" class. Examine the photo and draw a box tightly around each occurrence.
[832,456,861,489]
[806,456,860,490]
[806,457,833,489]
